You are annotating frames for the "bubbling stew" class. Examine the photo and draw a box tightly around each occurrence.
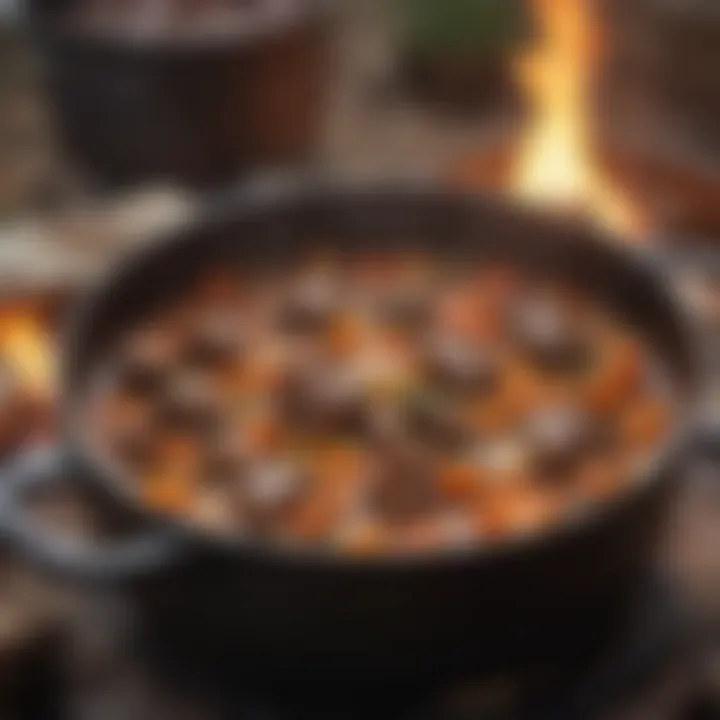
[83,251,674,555]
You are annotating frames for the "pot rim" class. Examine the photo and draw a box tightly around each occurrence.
[59,174,703,573]
[30,0,333,56]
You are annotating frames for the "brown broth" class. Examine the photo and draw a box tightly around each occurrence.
[84,254,675,555]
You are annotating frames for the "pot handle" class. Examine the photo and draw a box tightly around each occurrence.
[0,446,182,584]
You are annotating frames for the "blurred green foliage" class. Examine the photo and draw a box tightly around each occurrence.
[394,0,529,59]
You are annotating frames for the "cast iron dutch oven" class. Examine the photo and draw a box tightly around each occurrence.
[26,0,332,189]
[0,180,704,680]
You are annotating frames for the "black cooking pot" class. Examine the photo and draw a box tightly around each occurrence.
[0,181,704,680]
[27,0,332,189]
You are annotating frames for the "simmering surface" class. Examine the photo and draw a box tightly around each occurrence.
[84,252,674,555]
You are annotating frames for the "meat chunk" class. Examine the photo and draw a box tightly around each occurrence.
[204,422,250,484]
[159,370,220,434]
[278,273,339,335]
[107,398,157,468]
[524,406,607,478]
[281,364,368,437]
[408,391,473,451]
[369,441,440,523]
[425,336,500,395]
[185,311,246,368]
[376,285,432,332]
[241,459,308,532]
[511,294,591,375]
[115,325,179,396]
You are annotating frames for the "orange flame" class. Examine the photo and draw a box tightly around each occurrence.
[513,0,641,237]
[0,305,55,400]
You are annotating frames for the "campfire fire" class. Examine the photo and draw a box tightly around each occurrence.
[0,302,56,452]
[0,304,56,402]
[512,0,642,237]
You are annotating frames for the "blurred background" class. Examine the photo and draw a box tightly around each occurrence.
[0,0,719,717]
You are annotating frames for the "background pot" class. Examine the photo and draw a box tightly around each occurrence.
[0,182,701,681]
[27,0,333,190]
